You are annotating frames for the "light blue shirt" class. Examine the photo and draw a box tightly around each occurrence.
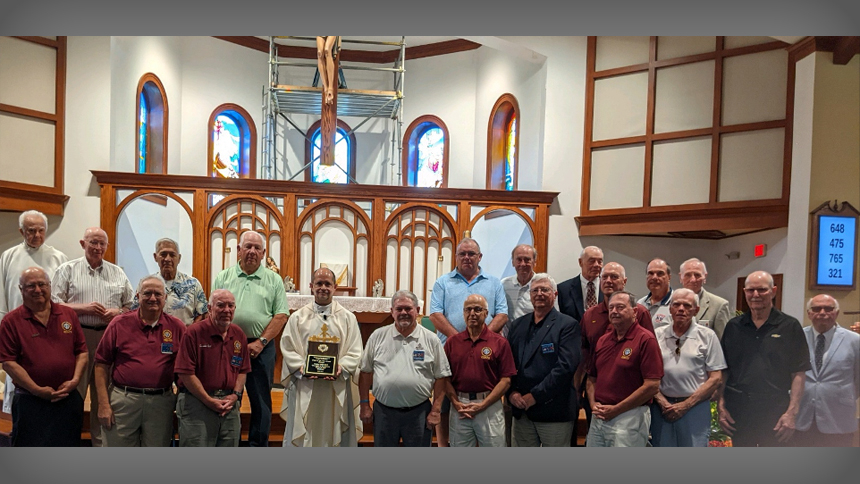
[429,268,507,344]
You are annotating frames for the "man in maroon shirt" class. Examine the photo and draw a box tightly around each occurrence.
[174,289,251,446]
[94,275,186,446]
[444,294,516,447]
[586,290,662,447]
[0,267,88,446]
[573,262,654,441]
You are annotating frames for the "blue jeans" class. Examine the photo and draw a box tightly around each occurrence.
[650,399,711,447]
[244,339,276,446]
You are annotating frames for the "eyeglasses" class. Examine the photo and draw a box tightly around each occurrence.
[21,282,50,291]
[675,338,682,356]
[530,286,553,294]
[141,290,165,299]
[743,287,770,294]
[809,306,836,313]
[86,240,108,248]
[463,306,487,314]
[457,251,479,258]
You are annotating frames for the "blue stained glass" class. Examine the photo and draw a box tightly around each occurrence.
[416,127,444,188]
[213,114,241,178]
[505,115,516,191]
[311,128,349,184]
[138,93,147,174]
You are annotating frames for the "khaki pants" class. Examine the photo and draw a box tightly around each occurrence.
[102,386,176,447]
[449,395,506,447]
[176,392,241,447]
[77,327,106,447]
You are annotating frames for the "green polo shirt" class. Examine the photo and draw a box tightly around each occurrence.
[211,264,289,338]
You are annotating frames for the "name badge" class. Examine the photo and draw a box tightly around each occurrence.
[540,343,555,354]
[231,355,243,367]
[161,342,173,354]
[413,350,425,362]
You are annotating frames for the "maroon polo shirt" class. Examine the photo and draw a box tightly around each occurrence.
[581,301,654,373]
[94,310,186,389]
[173,318,250,392]
[444,324,516,393]
[0,303,87,390]
[588,322,663,406]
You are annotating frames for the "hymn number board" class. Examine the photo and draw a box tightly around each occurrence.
[810,201,859,290]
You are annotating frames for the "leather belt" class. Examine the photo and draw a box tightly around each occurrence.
[664,395,691,404]
[115,384,172,395]
[458,391,491,401]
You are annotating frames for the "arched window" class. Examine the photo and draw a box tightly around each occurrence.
[208,104,257,178]
[305,119,356,184]
[487,93,519,191]
[136,73,168,174]
[402,115,449,188]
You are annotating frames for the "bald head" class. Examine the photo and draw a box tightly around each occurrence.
[19,267,52,310]
[80,227,109,267]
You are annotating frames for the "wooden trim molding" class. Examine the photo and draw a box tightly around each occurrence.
[401,114,450,187]
[788,36,860,65]
[207,103,257,179]
[0,36,67,216]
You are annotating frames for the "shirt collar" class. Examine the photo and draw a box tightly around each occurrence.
[236,263,263,279]
[137,310,164,330]
[615,321,643,342]
[22,303,62,322]
[460,323,489,342]
[812,325,837,340]
[452,268,486,283]
[645,287,673,306]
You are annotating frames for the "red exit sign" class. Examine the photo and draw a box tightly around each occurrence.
[754,244,767,258]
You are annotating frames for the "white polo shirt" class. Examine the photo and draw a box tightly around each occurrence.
[655,319,726,398]
[359,323,451,408]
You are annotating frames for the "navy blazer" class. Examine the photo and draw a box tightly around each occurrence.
[507,308,581,422]
[558,275,602,324]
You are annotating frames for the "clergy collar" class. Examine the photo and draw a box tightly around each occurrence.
[313,301,333,317]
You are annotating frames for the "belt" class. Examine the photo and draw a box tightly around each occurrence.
[14,387,32,396]
[179,387,233,397]
[458,391,491,401]
[378,400,429,412]
[664,395,691,404]
[81,325,107,332]
[114,384,172,395]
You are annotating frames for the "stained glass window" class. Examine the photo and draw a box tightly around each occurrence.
[310,127,350,184]
[416,127,445,188]
[138,93,147,174]
[212,114,241,178]
[505,115,516,191]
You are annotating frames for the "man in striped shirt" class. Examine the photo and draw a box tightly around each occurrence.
[52,227,134,447]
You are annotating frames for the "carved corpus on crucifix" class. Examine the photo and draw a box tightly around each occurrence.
[316,36,340,167]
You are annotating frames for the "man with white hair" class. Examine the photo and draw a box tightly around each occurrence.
[52,226,135,447]
[795,294,860,447]
[507,273,581,446]
[130,238,207,325]
[0,210,68,415]
[718,270,809,447]
[678,258,732,339]
[558,246,604,324]
[651,288,725,446]
[212,230,289,446]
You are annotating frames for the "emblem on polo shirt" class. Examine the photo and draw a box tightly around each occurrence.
[234,340,242,353]
[771,334,781,338]
[62,321,73,334]
[481,346,492,360]
[654,314,667,325]
[621,347,632,360]
[162,329,173,342]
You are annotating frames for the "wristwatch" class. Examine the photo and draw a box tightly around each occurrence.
[259,337,269,346]
[232,390,243,399]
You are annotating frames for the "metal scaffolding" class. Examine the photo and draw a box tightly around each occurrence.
[262,36,405,183]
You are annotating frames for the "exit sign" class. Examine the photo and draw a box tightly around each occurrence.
[754,244,767,258]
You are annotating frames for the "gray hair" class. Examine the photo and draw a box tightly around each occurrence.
[601,262,626,279]
[579,246,603,259]
[608,290,637,308]
[511,244,537,261]
[155,237,180,254]
[531,272,557,292]
[19,210,48,230]
[391,290,419,308]
[670,287,700,306]
[137,275,165,294]
[457,237,481,253]
[209,288,234,307]
[239,230,266,250]
[680,258,708,275]
[806,295,840,312]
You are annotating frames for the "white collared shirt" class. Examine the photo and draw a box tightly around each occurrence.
[51,256,134,328]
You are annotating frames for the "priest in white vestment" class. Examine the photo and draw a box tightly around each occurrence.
[279,267,363,447]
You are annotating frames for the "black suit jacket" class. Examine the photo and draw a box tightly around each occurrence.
[507,308,581,422]
[558,275,603,324]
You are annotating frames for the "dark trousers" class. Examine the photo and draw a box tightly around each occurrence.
[725,391,790,447]
[244,340,275,447]
[12,391,83,447]
[571,381,589,446]
[373,400,432,447]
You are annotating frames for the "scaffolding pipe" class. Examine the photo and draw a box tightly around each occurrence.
[272,60,404,73]
[274,36,404,47]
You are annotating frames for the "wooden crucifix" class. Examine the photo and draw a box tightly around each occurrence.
[317,36,341,166]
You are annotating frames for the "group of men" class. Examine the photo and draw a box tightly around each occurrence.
[0,210,858,448]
